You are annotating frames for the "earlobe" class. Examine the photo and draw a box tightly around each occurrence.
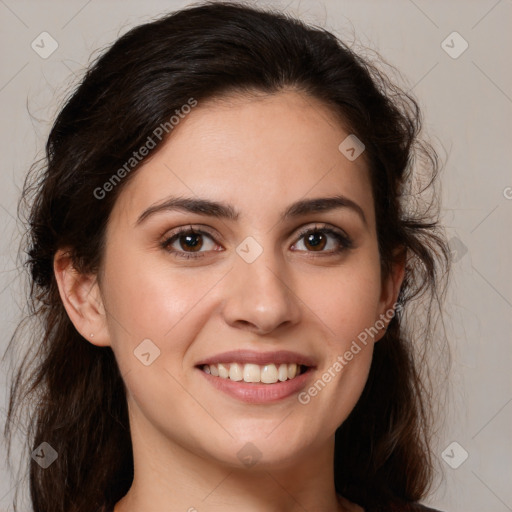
[374,247,407,342]
[53,249,110,347]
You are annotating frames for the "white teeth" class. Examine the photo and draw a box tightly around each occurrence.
[218,363,229,378]
[261,364,278,384]
[229,363,243,381]
[243,363,260,383]
[202,362,305,383]
[278,363,288,382]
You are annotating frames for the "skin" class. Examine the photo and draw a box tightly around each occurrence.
[54,89,405,512]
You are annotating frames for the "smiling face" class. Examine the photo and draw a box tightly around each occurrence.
[75,89,403,473]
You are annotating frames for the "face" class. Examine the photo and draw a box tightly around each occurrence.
[93,90,401,471]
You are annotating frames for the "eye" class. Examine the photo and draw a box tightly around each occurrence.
[160,226,220,259]
[291,224,353,256]
[160,223,353,260]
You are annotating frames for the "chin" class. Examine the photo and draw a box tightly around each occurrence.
[196,428,320,471]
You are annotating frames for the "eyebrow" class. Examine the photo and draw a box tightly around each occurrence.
[136,194,368,227]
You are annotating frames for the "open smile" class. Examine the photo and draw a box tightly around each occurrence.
[200,362,308,384]
[195,350,316,403]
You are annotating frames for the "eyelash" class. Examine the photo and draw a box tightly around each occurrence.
[160,224,353,260]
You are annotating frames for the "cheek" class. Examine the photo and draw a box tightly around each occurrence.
[102,242,184,333]
[303,259,382,344]
[100,244,227,366]
[296,256,381,416]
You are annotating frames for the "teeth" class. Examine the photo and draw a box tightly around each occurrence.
[243,363,260,383]
[261,364,278,384]
[229,363,243,381]
[278,363,288,382]
[202,362,305,383]
[218,363,229,378]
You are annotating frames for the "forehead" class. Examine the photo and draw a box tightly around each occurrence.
[110,90,375,229]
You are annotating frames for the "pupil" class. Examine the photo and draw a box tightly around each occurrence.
[182,234,202,251]
[307,232,325,250]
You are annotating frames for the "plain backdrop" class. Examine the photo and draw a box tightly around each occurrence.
[0,1,511,511]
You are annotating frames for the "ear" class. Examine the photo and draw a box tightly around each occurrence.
[53,248,110,347]
[374,246,407,343]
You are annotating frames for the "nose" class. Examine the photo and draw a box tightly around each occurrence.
[220,248,302,335]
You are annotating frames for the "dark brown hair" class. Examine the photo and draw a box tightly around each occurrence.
[3,2,451,511]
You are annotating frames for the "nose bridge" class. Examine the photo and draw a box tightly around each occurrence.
[221,237,301,334]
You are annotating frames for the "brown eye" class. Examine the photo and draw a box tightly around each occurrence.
[161,228,219,259]
[177,233,203,252]
[292,226,353,255]
[303,231,327,251]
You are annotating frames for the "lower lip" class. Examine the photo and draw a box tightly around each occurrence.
[198,367,313,403]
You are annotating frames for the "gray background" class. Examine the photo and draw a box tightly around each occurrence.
[0,1,511,511]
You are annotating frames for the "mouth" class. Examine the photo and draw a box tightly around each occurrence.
[199,362,309,384]
[195,350,315,403]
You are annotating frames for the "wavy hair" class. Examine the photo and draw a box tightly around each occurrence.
[3,2,451,511]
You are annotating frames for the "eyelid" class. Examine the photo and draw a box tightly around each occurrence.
[160,224,220,243]
[292,223,351,243]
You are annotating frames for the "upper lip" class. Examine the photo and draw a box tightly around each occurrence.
[196,349,316,367]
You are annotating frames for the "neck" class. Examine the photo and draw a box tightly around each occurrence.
[114,403,348,512]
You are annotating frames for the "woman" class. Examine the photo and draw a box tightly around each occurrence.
[3,2,451,511]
